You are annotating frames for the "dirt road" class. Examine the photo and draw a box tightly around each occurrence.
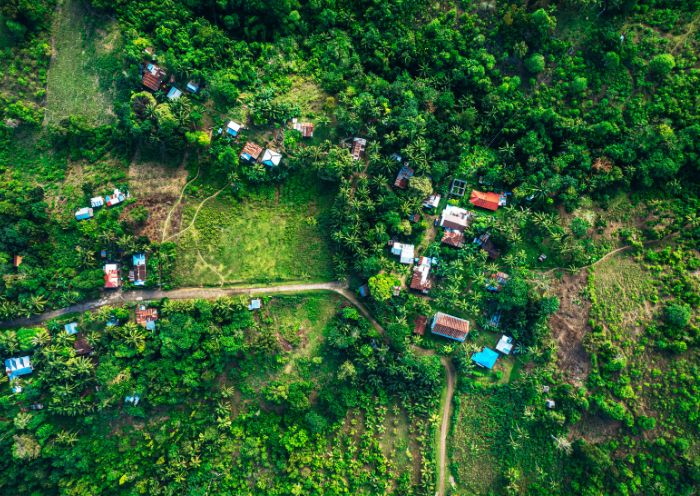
[437,357,456,496]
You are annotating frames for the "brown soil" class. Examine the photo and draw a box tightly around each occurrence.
[569,412,621,444]
[127,159,188,241]
[549,271,592,387]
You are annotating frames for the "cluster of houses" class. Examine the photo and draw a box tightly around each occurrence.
[141,60,199,100]
[103,252,148,289]
[75,188,127,221]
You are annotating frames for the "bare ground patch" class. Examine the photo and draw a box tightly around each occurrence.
[569,412,621,444]
[549,271,591,387]
[127,159,188,241]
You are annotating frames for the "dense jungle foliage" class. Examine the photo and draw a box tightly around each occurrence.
[0,0,698,494]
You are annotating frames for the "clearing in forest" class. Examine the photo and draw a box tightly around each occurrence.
[45,0,120,125]
[173,170,335,286]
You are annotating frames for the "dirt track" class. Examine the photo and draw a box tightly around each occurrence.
[437,357,456,496]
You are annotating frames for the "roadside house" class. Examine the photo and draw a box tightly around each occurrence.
[135,305,158,330]
[430,312,470,342]
[132,253,147,286]
[248,298,262,311]
[240,142,263,162]
[469,190,501,211]
[74,336,94,356]
[409,257,433,294]
[64,322,78,335]
[104,264,121,289]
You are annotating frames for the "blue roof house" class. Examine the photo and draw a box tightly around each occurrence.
[186,81,199,93]
[64,322,79,335]
[248,298,262,311]
[132,253,147,286]
[471,347,499,369]
[125,394,140,406]
[225,120,241,137]
[5,356,33,380]
[166,87,182,100]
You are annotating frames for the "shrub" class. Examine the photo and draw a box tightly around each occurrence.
[525,53,545,74]
[649,54,675,77]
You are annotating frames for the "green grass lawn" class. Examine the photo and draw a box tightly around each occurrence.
[45,0,121,125]
[174,169,336,286]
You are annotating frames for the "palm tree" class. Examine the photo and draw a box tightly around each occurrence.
[28,295,47,313]
[552,435,573,455]
[31,329,51,348]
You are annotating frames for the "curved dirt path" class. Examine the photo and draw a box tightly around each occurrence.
[437,357,455,496]
[0,281,452,495]
[162,182,230,242]
[161,165,199,242]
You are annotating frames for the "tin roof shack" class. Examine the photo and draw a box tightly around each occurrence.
[261,149,282,167]
[166,87,182,100]
[64,322,79,335]
[142,63,166,91]
[131,253,147,286]
[486,272,509,292]
[430,312,470,342]
[469,190,501,211]
[186,81,200,93]
[240,142,263,162]
[473,233,501,259]
[90,196,104,208]
[104,264,121,289]
[496,335,514,355]
[410,257,433,294]
[248,298,262,311]
[292,119,314,138]
[441,230,465,248]
[389,241,415,265]
[135,305,158,331]
[73,335,94,356]
[351,138,367,160]
[105,189,126,207]
[394,165,414,189]
[224,121,242,138]
[75,207,94,221]
[423,194,441,210]
[13,255,23,267]
[5,356,33,380]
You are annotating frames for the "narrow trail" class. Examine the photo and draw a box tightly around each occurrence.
[163,182,230,242]
[437,357,455,496]
[0,281,453,496]
[161,164,198,242]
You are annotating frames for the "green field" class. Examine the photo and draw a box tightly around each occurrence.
[174,170,336,286]
[45,0,121,125]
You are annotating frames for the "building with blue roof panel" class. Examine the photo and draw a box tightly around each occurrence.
[64,322,79,335]
[5,356,33,379]
[471,347,499,369]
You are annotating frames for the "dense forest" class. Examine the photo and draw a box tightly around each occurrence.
[0,0,698,494]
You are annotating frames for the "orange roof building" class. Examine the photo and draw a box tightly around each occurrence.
[441,230,465,248]
[430,312,470,342]
[469,190,500,211]
[135,306,159,330]
[142,63,166,91]
[409,257,433,294]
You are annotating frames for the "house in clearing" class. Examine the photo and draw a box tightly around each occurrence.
[292,119,314,138]
[261,148,282,167]
[351,137,367,160]
[131,253,147,286]
[75,207,94,221]
[393,165,414,189]
[414,315,428,335]
[135,305,158,330]
[142,63,166,91]
[240,142,263,162]
[472,347,499,369]
[224,120,242,138]
[104,264,121,289]
[496,335,514,355]
[166,87,182,100]
[430,312,470,342]
[105,189,126,207]
[390,241,415,264]
[486,272,509,292]
[410,257,433,294]
[469,190,501,211]
[90,196,104,208]
[64,322,79,335]
[248,298,262,311]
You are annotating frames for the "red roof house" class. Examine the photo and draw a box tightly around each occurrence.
[142,63,166,91]
[103,264,120,289]
[409,257,433,294]
[441,230,465,248]
[469,190,501,211]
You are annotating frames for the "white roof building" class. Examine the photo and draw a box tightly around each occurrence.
[261,149,282,167]
[390,242,415,264]
[90,196,104,208]
[423,194,441,209]
[439,205,472,232]
[496,335,514,355]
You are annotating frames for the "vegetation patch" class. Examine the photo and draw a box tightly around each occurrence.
[45,0,120,125]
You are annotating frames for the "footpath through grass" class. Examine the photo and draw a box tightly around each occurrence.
[174,169,336,286]
[45,0,121,125]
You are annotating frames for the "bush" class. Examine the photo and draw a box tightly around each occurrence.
[525,53,545,74]
[649,54,675,78]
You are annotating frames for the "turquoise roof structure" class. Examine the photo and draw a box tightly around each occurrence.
[471,347,499,369]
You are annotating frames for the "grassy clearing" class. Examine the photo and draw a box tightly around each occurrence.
[174,169,335,286]
[45,0,121,125]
